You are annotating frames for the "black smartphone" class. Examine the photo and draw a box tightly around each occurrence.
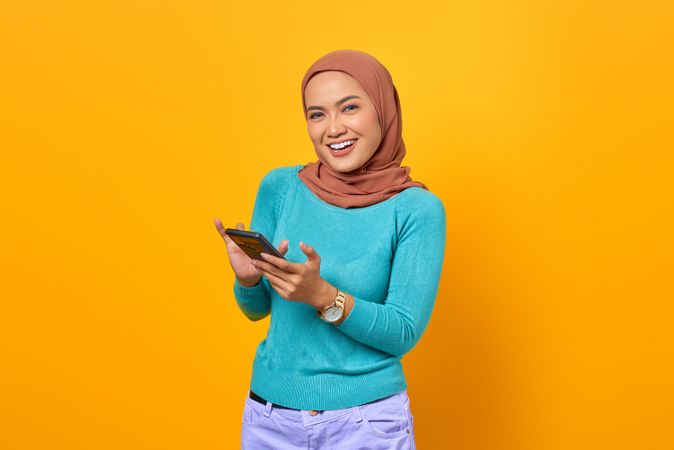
[224,228,286,260]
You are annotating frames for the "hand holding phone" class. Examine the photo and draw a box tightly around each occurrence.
[214,220,289,286]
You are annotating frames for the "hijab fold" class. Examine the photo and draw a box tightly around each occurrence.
[297,49,428,209]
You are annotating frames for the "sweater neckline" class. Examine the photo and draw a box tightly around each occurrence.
[293,164,411,212]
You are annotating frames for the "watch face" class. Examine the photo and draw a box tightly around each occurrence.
[324,305,343,322]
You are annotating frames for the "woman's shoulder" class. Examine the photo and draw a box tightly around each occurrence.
[258,165,303,188]
[392,187,446,240]
[396,186,445,218]
[392,187,446,241]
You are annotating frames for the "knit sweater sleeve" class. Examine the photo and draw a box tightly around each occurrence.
[335,192,446,357]
[233,168,289,321]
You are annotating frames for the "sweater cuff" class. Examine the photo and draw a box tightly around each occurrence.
[233,277,266,302]
[335,295,377,338]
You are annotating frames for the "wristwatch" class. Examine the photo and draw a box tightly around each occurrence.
[317,289,346,323]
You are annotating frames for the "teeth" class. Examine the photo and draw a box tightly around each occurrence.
[329,140,354,150]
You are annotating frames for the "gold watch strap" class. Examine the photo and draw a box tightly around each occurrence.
[317,290,345,317]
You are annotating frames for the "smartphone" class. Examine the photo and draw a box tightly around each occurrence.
[224,228,286,260]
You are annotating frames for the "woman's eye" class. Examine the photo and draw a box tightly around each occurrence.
[309,105,357,120]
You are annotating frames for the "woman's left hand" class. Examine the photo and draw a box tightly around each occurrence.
[252,241,334,309]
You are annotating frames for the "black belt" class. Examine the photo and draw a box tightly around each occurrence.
[249,389,298,410]
[248,389,395,411]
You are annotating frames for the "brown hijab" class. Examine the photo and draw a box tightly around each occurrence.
[297,49,429,209]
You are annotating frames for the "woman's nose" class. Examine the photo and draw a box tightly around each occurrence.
[327,115,347,136]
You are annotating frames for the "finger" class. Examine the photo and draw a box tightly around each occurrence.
[299,241,320,265]
[279,240,289,255]
[223,221,246,245]
[224,222,246,244]
[214,219,234,244]
[214,218,226,235]
[259,267,292,294]
[260,252,302,274]
[252,258,292,281]
[266,279,289,299]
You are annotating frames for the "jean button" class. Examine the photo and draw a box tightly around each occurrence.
[308,410,319,416]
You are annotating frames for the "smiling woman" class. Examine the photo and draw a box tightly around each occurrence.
[215,49,446,450]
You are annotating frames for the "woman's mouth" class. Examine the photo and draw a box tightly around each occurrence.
[326,139,357,157]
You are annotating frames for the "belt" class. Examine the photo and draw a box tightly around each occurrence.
[248,390,395,411]
[249,389,298,410]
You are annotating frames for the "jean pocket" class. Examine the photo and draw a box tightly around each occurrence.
[357,394,410,438]
[242,397,256,425]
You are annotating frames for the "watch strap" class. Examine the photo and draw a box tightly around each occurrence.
[317,289,346,319]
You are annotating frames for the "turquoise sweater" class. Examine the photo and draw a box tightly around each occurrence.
[233,164,446,410]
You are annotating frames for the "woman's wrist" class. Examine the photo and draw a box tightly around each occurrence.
[313,281,354,326]
[313,280,337,310]
[332,292,353,326]
[237,275,262,288]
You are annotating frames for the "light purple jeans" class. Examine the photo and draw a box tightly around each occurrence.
[241,389,416,449]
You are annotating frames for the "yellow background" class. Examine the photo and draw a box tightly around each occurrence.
[1,1,672,449]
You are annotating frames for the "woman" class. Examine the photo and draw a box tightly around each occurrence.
[214,49,446,449]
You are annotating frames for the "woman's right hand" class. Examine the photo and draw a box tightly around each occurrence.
[214,219,289,287]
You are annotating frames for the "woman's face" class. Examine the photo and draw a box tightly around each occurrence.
[304,71,382,173]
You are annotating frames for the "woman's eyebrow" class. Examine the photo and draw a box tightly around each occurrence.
[306,95,361,112]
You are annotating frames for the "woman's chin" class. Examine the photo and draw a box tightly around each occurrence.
[327,159,362,174]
